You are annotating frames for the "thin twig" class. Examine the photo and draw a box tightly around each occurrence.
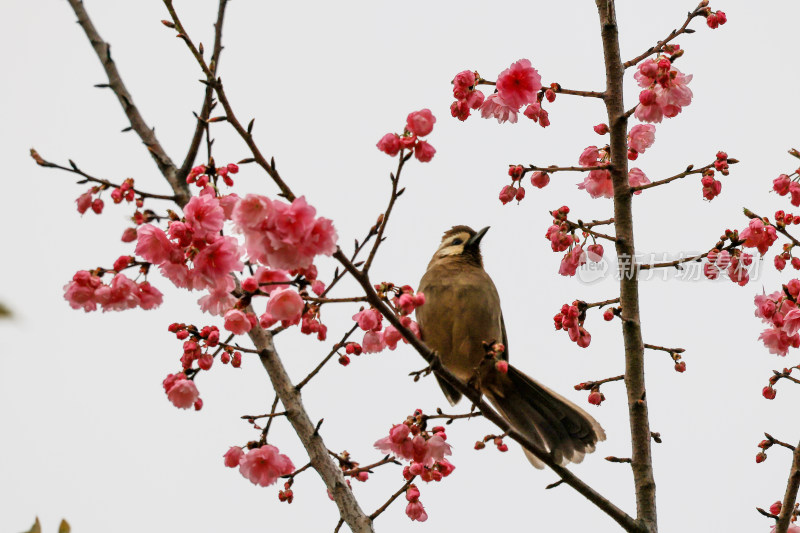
[178,0,229,179]
[622,3,708,69]
[363,152,409,273]
[369,479,414,521]
[29,152,176,201]
[296,324,360,390]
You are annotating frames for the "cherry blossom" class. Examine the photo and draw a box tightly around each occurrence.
[495,59,542,109]
[238,445,295,487]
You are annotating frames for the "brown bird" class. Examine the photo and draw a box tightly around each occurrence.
[415,225,605,467]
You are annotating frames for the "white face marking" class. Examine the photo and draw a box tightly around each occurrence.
[435,232,471,258]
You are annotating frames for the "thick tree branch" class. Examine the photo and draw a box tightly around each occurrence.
[247,325,374,533]
[775,439,800,533]
[65,0,190,206]
[596,1,657,531]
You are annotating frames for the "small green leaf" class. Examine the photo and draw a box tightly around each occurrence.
[22,517,41,533]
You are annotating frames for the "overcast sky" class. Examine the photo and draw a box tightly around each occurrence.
[3,1,800,532]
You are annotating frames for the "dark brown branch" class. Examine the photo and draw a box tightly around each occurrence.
[563,216,617,243]
[527,164,608,173]
[296,324,360,390]
[765,433,797,452]
[342,456,401,476]
[578,217,615,229]
[262,395,281,439]
[606,456,633,464]
[622,3,708,69]
[776,442,800,533]
[638,237,743,270]
[304,296,369,304]
[247,324,374,532]
[369,479,414,521]
[596,1,657,531]
[162,0,295,201]
[584,297,620,309]
[29,152,176,201]
[334,249,641,532]
[65,0,189,206]
[551,85,606,99]
[631,160,738,193]
[363,153,409,273]
[643,344,685,355]
[178,0,228,179]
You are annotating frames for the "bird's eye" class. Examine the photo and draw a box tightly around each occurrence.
[451,238,463,246]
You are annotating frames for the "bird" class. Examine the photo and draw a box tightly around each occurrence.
[415,225,605,468]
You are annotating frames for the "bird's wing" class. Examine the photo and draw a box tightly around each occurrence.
[435,375,463,406]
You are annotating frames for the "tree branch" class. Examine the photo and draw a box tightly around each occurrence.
[596,1,657,531]
[775,439,800,533]
[178,0,229,179]
[65,0,190,206]
[247,325,374,533]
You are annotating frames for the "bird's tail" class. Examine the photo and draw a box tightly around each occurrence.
[485,365,606,469]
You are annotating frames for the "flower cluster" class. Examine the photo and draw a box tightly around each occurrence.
[545,206,606,277]
[740,218,778,255]
[575,145,651,198]
[63,270,163,312]
[452,59,551,126]
[186,162,239,188]
[498,165,551,205]
[349,283,423,353]
[554,301,592,348]
[224,444,295,488]
[634,55,693,123]
[772,167,800,207]
[704,9,727,29]
[755,283,800,357]
[376,109,437,163]
[405,485,428,522]
[703,246,752,286]
[474,434,510,452]
[450,70,485,121]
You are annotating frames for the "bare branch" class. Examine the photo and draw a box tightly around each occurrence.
[65,0,189,206]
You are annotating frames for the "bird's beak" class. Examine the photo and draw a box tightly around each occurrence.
[466,226,490,249]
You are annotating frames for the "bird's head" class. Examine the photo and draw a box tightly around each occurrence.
[430,225,489,267]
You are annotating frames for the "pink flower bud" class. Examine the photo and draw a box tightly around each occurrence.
[224,446,244,468]
[515,186,526,202]
[545,89,556,102]
[603,308,615,321]
[242,277,258,292]
[121,227,138,242]
[91,198,104,214]
[495,360,509,374]
[639,89,657,106]
[593,123,609,135]
[376,133,401,156]
[770,501,782,515]
[530,171,550,189]
[587,391,603,405]
[756,451,767,463]
[406,109,436,137]
[405,485,421,502]
[414,140,436,163]
[232,351,242,368]
[775,255,787,271]
[674,361,686,373]
[499,185,517,205]
[762,386,777,400]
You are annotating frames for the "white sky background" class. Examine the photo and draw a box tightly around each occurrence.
[2,0,799,531]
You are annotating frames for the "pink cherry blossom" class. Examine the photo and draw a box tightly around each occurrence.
[374,424,414,460]
[499,184,517,205]
[63,270,103,312]
[577,169,614,198]
[784,308,800,336]
[232,194,273,232]
[193,236,243,288]
[759,327,796,356]
[496,59,542,109]
[774,174,791,195]
[224,446,244,468]
[238,445,295,487]
[628,168,651,193]
[414,140,436,163]
[137,281,163,310]
[136,224,180,265]
[382,325,403,350]
[740,218,778,255]
[253,266,291,294]
[406,109,436,137]
[353,308,382,331]
[218,193,240,220]
[754,293,778,322]
[578,146,600,167]
[377,133,401,156]
[627,124,656,154]
[634,102,664,123]
[76,190,94,214]
[197,284,237,316]
[184,194,224,241]
[559,246,586,276]
[266,288,304,321]
[406,500,428,522]
[423,434,452,465]
[480,94,518,124]
[224,309,253,335]
[166,377,200,409]
[362,330,386,353]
